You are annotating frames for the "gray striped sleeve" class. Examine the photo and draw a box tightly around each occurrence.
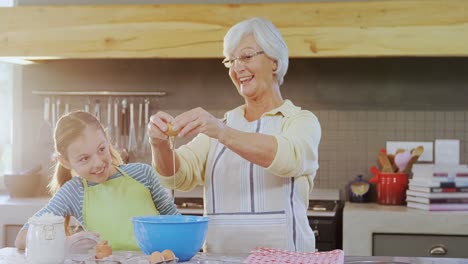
[22,177,85,229]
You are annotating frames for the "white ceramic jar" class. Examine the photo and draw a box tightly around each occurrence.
[26,213,66,264]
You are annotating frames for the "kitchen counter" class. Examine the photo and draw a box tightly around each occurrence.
[1,247,467,264]
[343,202,468,257]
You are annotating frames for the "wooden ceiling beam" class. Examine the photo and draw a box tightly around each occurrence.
[0,1,467,59]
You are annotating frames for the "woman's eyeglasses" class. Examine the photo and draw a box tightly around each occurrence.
[222,51,265,68]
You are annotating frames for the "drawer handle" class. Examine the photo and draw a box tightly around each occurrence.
[313,230,319,237]
[429,244,447,256]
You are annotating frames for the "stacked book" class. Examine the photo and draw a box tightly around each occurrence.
[406,164,468,211]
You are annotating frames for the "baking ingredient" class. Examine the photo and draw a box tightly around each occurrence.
[95,240,112,259]
[165,123,179,137]
[150,251,164,264]
[26,213,66,264]
[161,249,176,261]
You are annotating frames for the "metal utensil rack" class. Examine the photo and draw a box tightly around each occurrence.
[32,90,161,164]
[32,90,166,96]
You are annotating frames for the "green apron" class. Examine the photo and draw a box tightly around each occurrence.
[82,166,159,251]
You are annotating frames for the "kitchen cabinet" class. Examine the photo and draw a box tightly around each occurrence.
[343,203,468,257]
[373,233,468,258]
[3,225,21,248]
[0,195,49,248]
[0,0,467,60]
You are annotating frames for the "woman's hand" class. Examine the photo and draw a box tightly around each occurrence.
[172,107,227,139]
[148,111,175,142]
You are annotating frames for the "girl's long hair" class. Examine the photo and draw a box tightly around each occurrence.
[48,111,123,234]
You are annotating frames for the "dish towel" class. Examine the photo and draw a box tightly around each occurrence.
[244,247,345,264]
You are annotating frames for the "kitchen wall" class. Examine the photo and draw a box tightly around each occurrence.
[18,58,468,198]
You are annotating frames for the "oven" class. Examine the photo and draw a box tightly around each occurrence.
[173,197,204,216]
[307,199,343,252]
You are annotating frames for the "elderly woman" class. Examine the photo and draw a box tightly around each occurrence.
[148,17,321,254]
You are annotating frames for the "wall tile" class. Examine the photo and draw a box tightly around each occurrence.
[19,58,468,200]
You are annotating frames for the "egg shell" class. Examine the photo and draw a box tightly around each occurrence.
[161,249,176,261]
[165,123,179,137]
[95,240,112,259]
[150,251,164,264]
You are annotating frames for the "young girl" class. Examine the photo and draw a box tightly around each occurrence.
[15,110,179,251]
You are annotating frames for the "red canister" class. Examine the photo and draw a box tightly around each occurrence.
[369,166,409,205]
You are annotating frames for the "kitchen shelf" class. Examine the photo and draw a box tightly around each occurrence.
[31,91,166,96]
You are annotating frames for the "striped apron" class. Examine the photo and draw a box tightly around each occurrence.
[204,111,315,254]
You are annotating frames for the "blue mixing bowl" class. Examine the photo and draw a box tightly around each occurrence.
[132,215,209,261]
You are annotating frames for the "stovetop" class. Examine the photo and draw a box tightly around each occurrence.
[308,200,339,217]
[308,200,338,212]
[174,197,339,217]
[174,197,203,209]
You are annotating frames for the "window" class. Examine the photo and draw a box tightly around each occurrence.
[0,1,15,189]
[0,63,13,187]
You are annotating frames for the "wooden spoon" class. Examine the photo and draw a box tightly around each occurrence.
[378,151,394,173]
[403,146,424,173]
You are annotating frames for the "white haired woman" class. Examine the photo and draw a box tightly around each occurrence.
[148,17,321,254]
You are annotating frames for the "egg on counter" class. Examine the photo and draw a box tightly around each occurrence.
[150,249,177,263]
[95,240,113,259]
[149,251,164,264]
[161,249,176,261]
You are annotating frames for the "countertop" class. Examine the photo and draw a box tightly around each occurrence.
[343,202,468,257]
[1,248,468,264]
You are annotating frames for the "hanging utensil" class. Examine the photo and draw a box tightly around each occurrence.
[121,98,128,149]
[84,97,91,113]
[120,98,129,163]
[142,98,151,156]
[128,101,138,162]
[106,97,113,143]
[94,99,101,122]
[51,97,56,130]
[56,97,61,120]
[113,98,120,149]
[64,97,70,115]
[138,100,143,147]
[136,99,145,159]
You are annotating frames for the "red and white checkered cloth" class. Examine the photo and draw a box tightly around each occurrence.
[244,247,344,264]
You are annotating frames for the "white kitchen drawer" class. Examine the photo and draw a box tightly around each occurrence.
[373,233,468,258]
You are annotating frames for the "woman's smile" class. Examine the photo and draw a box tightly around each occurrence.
[240,75,254,85]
